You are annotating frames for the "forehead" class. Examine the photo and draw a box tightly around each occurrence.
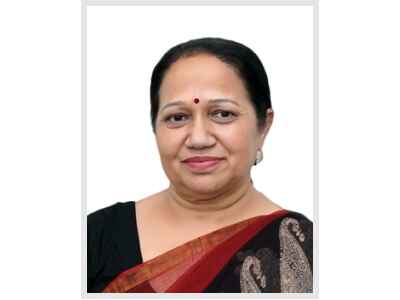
[159,54,249,103]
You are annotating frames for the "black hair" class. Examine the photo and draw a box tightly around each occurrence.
[150,37,271,132]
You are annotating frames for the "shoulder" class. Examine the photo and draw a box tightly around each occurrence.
[87,201,137,292]
[87,201,134,228]
[87,201,136,250]
[276,210,313,292]
[87,201,135,256]
[276,210,313,251]
[281,211,313,230]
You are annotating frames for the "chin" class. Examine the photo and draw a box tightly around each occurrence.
[183,176,228,195]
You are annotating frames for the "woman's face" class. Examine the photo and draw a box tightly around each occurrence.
[155,53,270,197]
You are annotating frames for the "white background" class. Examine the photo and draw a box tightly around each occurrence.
[86,5,314,218]
[1,0,400,300]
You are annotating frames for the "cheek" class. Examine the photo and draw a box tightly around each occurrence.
[156,130,189,183]
[218,123,257,164]
[156,129,184,163]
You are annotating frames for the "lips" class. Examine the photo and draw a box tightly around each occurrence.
[182,156,224,172]
[182,156,223,163]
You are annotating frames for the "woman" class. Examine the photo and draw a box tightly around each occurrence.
[87,37,313,293]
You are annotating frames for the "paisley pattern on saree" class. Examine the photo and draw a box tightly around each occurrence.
[236,217,312,293]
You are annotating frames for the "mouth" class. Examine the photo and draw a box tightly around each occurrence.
[181,156,224,172]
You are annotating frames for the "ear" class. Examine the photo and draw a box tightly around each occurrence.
[257,108,274,148]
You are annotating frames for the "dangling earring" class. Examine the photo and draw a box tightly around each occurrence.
[254,149,263,166]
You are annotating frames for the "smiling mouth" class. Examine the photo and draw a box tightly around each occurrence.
[182,158,224,172]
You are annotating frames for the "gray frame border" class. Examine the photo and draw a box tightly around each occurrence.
[82,0,88,298]
[81,0,319,298]
[86,0,315,5]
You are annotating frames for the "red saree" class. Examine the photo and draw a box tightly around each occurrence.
[102,209,312,293]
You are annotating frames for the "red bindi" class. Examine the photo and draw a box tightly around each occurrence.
[193,98,200,104]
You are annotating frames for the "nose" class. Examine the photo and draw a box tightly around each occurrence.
[184,115,216,149]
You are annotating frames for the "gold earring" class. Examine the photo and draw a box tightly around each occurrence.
[254,149,263,166]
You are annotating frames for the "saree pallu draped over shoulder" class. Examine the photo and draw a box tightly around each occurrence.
[103,209,313,293]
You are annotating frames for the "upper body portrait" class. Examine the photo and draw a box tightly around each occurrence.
[87,37,313,293]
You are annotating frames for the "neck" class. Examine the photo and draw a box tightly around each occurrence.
[164,178,258,226]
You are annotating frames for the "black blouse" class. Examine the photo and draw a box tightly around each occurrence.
[87,201,142,293]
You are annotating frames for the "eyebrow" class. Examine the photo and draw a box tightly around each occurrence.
[159,98,240,112]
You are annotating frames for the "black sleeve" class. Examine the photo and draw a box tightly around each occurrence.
[87,202,143,293]
[87,206,109,292]
[291,212,313,271]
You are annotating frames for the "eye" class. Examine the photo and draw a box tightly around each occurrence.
[164,113,190,127]
[210,110,237,123]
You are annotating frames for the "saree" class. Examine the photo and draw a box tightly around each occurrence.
[102,209,313,293]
